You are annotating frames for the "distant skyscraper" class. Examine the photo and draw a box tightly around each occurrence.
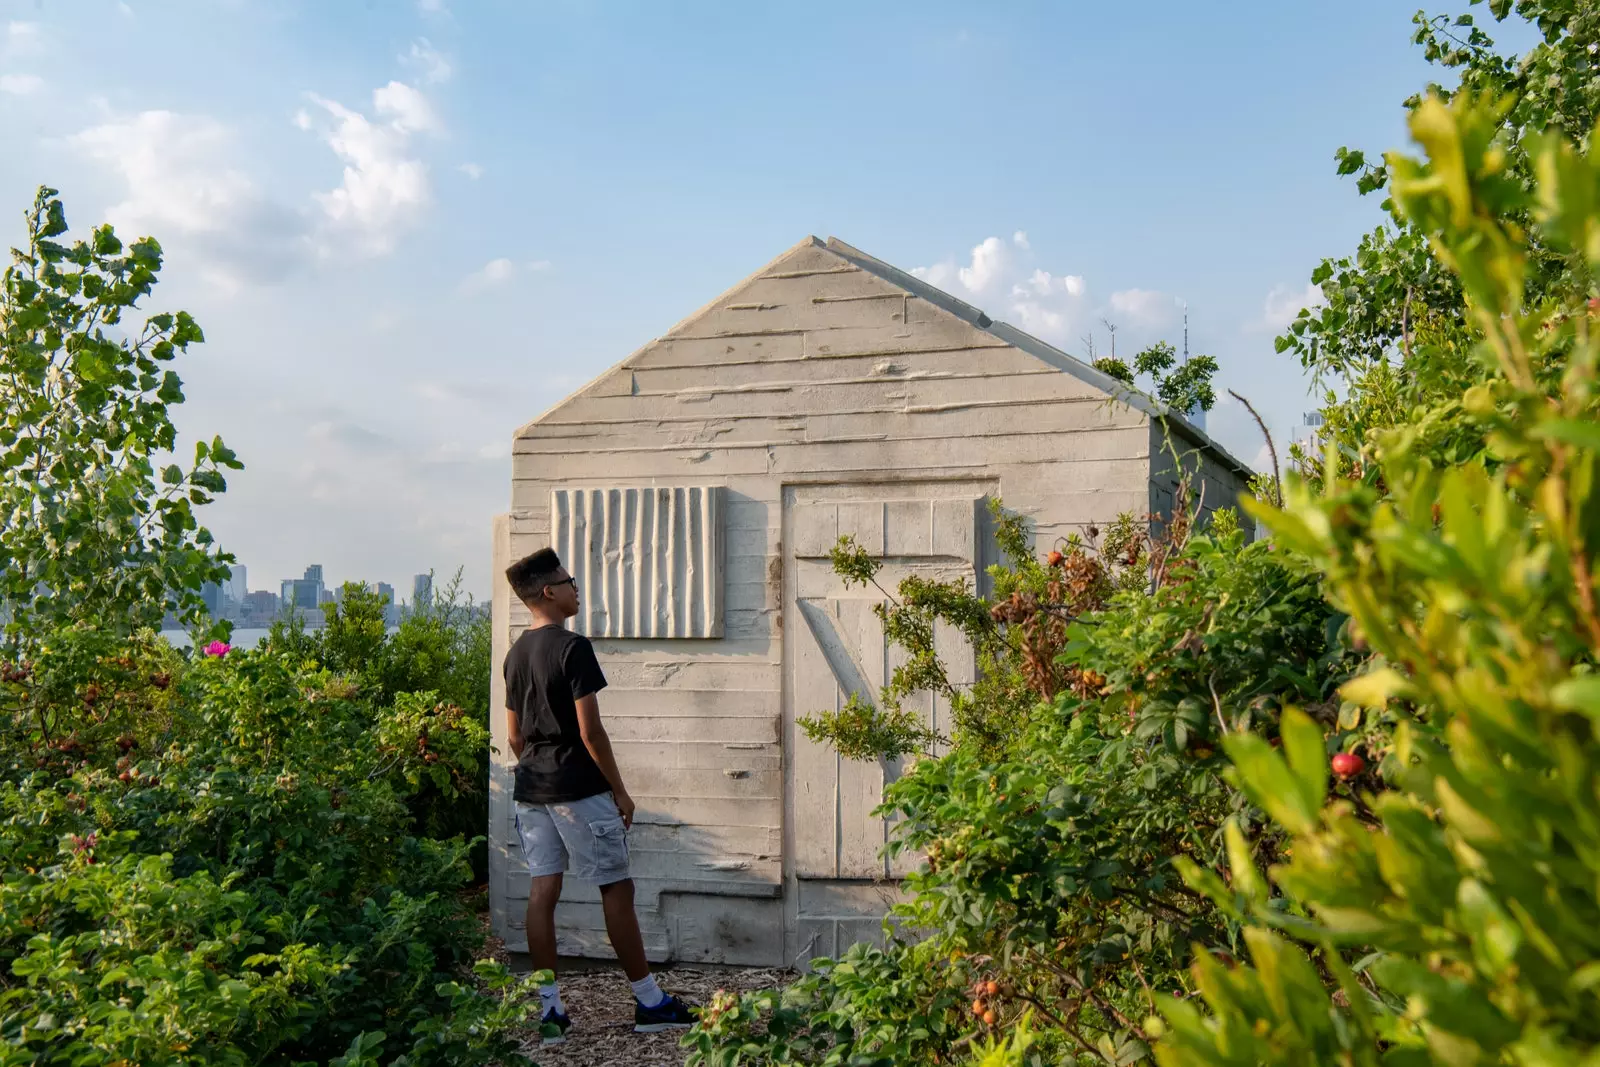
[413,573,432,608]
[241,590,279,627]
[282,578,321,610]
[376,582,395,604]
[279,564,327,614]
[229,564,247,602]
[200,580,224,617]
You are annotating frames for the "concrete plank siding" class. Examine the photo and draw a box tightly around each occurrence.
[489,236,1255,967]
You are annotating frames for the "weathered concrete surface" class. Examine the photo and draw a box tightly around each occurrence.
[489,236,1254,968]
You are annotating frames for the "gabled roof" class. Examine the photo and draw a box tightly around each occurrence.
[519,235,1254,479]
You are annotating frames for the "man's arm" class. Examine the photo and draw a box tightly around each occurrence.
[575,694,635,828]
[505,707,524,759]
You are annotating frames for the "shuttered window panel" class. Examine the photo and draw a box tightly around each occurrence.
[550,486,725,638]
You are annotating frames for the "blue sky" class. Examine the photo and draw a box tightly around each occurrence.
[0,0,1508,599]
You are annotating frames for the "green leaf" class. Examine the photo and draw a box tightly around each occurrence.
[1340,667,1413,709]
[1224,819,1266,904]
[1535,419,1600,451]
[1223,733,1319,836]
[1551,674,1600,720]
[1279,707,1328,815]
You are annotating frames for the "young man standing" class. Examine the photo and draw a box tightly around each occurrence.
[503,548,696,1044]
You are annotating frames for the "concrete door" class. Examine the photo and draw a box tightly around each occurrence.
[783,486,985,890]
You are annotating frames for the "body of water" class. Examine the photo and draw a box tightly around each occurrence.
[160,626,401,649]
[161,628,276,649]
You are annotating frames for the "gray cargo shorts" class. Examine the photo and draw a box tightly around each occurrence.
[513,790,631,885]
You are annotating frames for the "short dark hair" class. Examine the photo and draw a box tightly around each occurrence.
[506,548,562,604]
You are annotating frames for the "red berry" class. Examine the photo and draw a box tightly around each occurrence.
[1331,752,1365,779]
[1046,550,1065,567]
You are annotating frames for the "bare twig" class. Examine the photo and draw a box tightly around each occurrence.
[1227,389,1282,509]
[1208,670,1228,735]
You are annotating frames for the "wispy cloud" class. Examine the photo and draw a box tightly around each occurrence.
[913,231,1178,351]
[4,20,42,57]
[457,161,483,179]
[459,256,551,294]
[70,109,308,290]
[1107,288,1181,332]
[2,20,45,91]
[402,37,452,85]
[300,79,441,256]
[1251,282,1323,334]
[0,73,42,95]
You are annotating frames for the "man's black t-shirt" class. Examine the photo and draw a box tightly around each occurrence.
[504,625,612,804]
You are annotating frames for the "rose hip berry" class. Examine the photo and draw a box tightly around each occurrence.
[1331,752,1365,779]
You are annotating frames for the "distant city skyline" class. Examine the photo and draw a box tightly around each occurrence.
[187,559,457,632]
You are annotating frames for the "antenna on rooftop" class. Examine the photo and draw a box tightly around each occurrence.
[1100,318,1117,359]
[1182,301,1189,364]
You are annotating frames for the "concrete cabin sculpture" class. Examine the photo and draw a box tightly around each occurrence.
[488,236,1253,968]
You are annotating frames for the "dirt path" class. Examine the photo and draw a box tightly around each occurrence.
[477,912,794,1066]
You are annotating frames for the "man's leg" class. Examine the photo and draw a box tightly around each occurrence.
[526,872,564,976]
[598,877,650,981]
[512,801,570,1032]
[557,793,692,1026]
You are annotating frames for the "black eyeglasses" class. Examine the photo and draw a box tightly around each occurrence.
[545,577,577,590]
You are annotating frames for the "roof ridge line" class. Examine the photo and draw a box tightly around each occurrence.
[823,236,1253,477]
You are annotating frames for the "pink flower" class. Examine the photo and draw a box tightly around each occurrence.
[202,640,232,658]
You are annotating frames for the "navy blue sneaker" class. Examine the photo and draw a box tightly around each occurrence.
[634,994,696,1033]
[539,1008,572,1046]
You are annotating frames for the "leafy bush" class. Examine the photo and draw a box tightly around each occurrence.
[0,189,241,644]
[691,506,1342,1065]
[269,574,493,876]
[0,193,533,1065]
[1152,90,1600,1066]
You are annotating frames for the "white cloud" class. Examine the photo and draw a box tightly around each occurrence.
[5,21,41,56]
[373,80,440,134]
[459,256,550,294]
[1253,282,1323,333]
[3,20,44,89]
[957,235,1009,293]
[403,38,452,84]
[0,74,42,95]
[302,80,440,256]
[416,0,448,12]
[913,234,1089,345]
[457,161,482,179]
[908,233,1186,352]
[1107,288,1181,331]
[464,256,515,289]
[69,109,308,290]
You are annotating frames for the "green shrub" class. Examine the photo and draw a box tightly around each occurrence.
[1152,91,1600,1067]
[689,506,1341,1065]
[0,192,531,1065]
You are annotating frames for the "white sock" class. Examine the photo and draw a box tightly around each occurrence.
[630,973,665,1008]
[539,983,565,1016]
